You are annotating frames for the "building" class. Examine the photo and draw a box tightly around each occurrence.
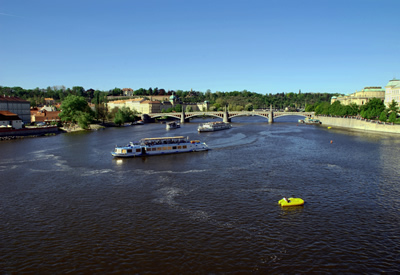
[384,78,400,107]
[107,98,146,113]
[0,111,23,129]
[140,101,161,114]
[0,96,31,123]
[331,87,385,106]
[31,109,61,124]
[122,88,134,97]
[44,98,55,105]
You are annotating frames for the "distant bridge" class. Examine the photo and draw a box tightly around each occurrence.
[147,110,315,124]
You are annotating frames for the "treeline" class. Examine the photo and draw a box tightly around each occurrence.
[306,98,399,123]
[0,85,340,111]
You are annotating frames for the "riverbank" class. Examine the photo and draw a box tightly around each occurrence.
[60,124,107,132]
[315,115,400,134]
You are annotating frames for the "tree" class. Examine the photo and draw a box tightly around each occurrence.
[379,111,388,122]
[59,95,94,128]
[388,111,397,123]
[113,107,138,126]
[360,98,385,119]
[388,99,399,114]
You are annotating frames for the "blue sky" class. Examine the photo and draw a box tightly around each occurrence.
[1,0,399,94]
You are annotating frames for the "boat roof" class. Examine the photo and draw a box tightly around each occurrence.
[141,136,186,141]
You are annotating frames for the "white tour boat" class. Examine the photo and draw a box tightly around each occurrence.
[198,121,232,132]
[166,121,180,130]
[111,136,208,158]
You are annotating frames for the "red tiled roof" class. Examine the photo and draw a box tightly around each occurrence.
[0,111,21,120]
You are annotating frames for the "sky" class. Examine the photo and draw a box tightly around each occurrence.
[1,0,399,95]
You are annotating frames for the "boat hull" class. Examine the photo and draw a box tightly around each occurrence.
[112,137,208,158]
[198,122,232,132]
[278,198,305,207]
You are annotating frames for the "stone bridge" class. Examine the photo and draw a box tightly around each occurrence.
[147,110,315,124]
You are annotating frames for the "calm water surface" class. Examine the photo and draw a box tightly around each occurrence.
[1,116,399,274]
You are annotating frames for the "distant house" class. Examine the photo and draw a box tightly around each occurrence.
[31,109,61,124]
[44,98,55,105]
[122,88,134,97]
[0,111,23,129]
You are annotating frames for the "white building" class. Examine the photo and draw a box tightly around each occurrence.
[384,78,400,107]
[0,111,23,129]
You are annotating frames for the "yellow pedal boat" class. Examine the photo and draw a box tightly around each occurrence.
[278,197,305,207]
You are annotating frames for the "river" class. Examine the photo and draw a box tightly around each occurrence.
[1,116,399,274]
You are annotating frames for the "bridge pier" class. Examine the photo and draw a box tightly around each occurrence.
[223,107,231,123]
[269,105,274,124]
[181,108,186,124]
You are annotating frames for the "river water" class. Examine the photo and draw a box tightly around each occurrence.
[1,116,399,274]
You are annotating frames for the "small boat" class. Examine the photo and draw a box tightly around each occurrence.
[298,118,321,125]
[166,121,180,130]
[198,121,232,132]
[111,136,208,158]
[305,118,321,125]
[278,198,305,207]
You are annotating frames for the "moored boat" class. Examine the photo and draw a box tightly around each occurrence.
[198,121,232,132]
[166,121,180,130]
[111,136,208,158]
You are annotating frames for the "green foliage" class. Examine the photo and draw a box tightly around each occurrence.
[59,95,93,124]
[388,99,399,114]
[185,106,193,112]
[113,107,139,126]
[244,103,253,111]
[315,102,330,115]
[77,112,93,129]
[360,98,385,119]
[388,111,397,123]
[174,104,182,112]
[379,111,388,122]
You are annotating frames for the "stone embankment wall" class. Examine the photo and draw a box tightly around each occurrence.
[0,126,59,138]
[315,116,400,134]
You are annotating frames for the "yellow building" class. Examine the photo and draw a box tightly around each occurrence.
[331,87,385,105]
[384,78,400,107]
[140,101,161,114]
[107,98,145,113]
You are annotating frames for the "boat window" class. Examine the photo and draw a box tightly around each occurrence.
[183,145,187,149]
[127,149,132,153]
[136,149,141,153]
[157,147,162,151]
[163,147,167,150]
[172,146,177,150]
[168,146,172,150]
[178,146,181,149]
[152,148,157,151]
